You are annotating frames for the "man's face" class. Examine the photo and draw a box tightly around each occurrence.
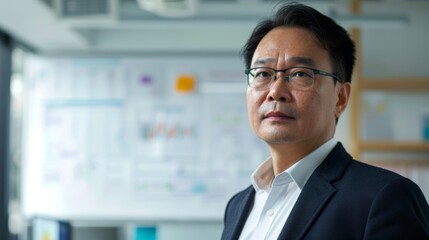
[246,27,350,149]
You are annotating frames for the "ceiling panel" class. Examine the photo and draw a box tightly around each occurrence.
[0,0,424,53]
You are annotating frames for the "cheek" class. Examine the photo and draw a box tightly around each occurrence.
[298,89,336,126]
[295,90,324,123]
[246,90,263,127]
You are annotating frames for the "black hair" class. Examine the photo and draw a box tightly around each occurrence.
[241,2,356,83]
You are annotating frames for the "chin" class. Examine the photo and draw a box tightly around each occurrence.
[258,132,292,144]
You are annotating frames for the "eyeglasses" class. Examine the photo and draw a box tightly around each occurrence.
[245,66,341,90]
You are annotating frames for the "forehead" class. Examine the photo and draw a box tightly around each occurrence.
[252,27,330,68]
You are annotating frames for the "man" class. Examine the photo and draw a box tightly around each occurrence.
[221,3,429,240]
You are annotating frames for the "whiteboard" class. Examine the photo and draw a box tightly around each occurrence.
[21,56,269,221]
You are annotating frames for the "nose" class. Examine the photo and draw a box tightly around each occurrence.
[267,73,292,102]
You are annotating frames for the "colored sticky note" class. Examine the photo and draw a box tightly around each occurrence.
[175,75,196,93]
[135,226,157,240]
[140,75,153,86]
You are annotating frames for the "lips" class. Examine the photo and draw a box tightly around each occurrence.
[265,111,294,120]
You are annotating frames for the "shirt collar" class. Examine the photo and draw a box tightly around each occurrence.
[251,138,338,192]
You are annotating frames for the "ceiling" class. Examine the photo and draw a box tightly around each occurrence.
[0,0,419,54]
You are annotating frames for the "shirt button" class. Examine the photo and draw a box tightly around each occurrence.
[266,209,274,216]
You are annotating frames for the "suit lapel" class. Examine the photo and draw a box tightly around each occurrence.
[223,186,255,240]
[278,143,353,239]
[278,174,336,239]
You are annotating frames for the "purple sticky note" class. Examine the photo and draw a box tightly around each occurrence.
[140,75,152,86]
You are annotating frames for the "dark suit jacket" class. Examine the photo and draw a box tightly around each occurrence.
[221,143,429,240]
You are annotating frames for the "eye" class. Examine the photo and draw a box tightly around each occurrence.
[290,69,312,78]
[253,68,273,79]
[288,67,315,88]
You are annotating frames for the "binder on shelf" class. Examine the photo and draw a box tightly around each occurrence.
[422,109,429,141]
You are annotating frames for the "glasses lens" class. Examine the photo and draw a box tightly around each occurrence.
[248,67,275,89]
[287,67,315,89]
[247,67,316,90]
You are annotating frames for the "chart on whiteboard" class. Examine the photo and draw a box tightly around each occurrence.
[22,56,268,220]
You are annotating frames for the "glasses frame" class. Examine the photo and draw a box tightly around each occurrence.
[245,66,342,90]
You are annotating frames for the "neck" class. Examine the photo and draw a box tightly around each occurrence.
[268,138,331,175]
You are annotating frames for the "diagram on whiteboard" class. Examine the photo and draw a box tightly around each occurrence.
[22,56,268,220]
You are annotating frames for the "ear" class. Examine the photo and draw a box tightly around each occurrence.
[335,82,351,118]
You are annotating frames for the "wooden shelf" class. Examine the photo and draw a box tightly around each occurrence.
[361,78,429,90]
[360,141,429,152]
[362,159,429,166]
[349,19,429,160]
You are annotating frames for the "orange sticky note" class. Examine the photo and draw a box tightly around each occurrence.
[175,75,196,93]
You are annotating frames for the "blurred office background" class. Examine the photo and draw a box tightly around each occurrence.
[0,0,428,240]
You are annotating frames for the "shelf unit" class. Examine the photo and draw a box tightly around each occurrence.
[351,75,429,158]
[348,0,429,160]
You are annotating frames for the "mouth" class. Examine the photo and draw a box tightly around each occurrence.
[264,111,295,121]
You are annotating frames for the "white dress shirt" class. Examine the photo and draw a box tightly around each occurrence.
[239,138,337,240]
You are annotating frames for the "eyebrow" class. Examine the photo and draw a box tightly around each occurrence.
[288,56,317,68]
[252,58,275,66]
[252,56,317,68]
